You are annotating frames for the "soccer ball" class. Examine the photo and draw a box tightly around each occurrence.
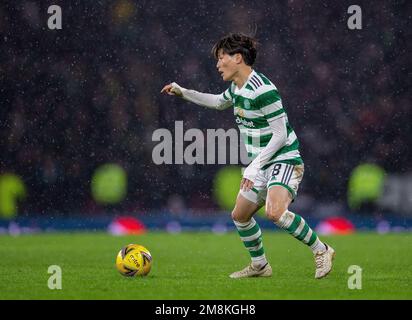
[115,244,152,277]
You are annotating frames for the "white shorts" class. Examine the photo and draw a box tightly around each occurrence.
[240,162,304,206]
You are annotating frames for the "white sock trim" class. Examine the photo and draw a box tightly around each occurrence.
[251,255,268,268]
[233,217,256,231]
[310,239,327,253]
[276,210,294,229]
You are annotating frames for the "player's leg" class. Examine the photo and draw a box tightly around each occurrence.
[266,186,327,252]
[232,193,266,268]
[265,164,335,279]
[229,192,272,278]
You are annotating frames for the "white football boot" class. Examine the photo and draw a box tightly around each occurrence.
[229,263,272,279]
[314,243,335,279]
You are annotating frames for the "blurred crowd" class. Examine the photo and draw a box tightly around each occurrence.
[0,0,410,215]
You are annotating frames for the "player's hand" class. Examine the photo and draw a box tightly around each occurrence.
[160,82,183,97]
[240,177,254,192]
[241,164,258,192]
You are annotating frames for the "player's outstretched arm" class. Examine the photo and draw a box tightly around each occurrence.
[161,82,232,110]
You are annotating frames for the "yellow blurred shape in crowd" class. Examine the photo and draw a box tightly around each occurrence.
[91,164,127,205]
[0,174,26,219]
[347,163,386,210]
[213,166,242,211]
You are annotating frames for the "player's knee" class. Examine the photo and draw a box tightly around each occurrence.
[231,209,248,223]
[265,202,287,222]
[231,209,239,221]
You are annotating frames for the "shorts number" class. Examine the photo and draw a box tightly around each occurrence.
[271,163,282,177]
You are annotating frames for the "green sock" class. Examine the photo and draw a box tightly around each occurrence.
[275,210,327,253]
[233,217,267,268]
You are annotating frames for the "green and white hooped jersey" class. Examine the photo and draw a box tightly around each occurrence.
[223,70,303,169]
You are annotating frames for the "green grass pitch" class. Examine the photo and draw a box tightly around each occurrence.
[0,232,411,299]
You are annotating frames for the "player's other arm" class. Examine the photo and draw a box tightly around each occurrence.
[161,82,232,110]
[241,116,287,191]
[241,89,287,191]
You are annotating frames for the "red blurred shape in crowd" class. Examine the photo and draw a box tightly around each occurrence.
[108,216,147,235]
[316,217,355,235]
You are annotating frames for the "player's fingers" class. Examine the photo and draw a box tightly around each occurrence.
[240,178,245,190]
[160,84,172,93]
[243,179,254,192]
[165,86,177,96]
[242,179,250,192]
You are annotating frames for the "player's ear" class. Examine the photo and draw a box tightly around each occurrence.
[234,53,243,64]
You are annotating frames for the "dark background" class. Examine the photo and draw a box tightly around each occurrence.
[0,0,410,216]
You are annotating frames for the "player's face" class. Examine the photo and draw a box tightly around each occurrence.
[216,51,238,81]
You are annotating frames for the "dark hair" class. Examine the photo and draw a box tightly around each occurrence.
[211,33,258,66]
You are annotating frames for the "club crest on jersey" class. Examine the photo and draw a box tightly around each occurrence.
[243,99,251,110]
